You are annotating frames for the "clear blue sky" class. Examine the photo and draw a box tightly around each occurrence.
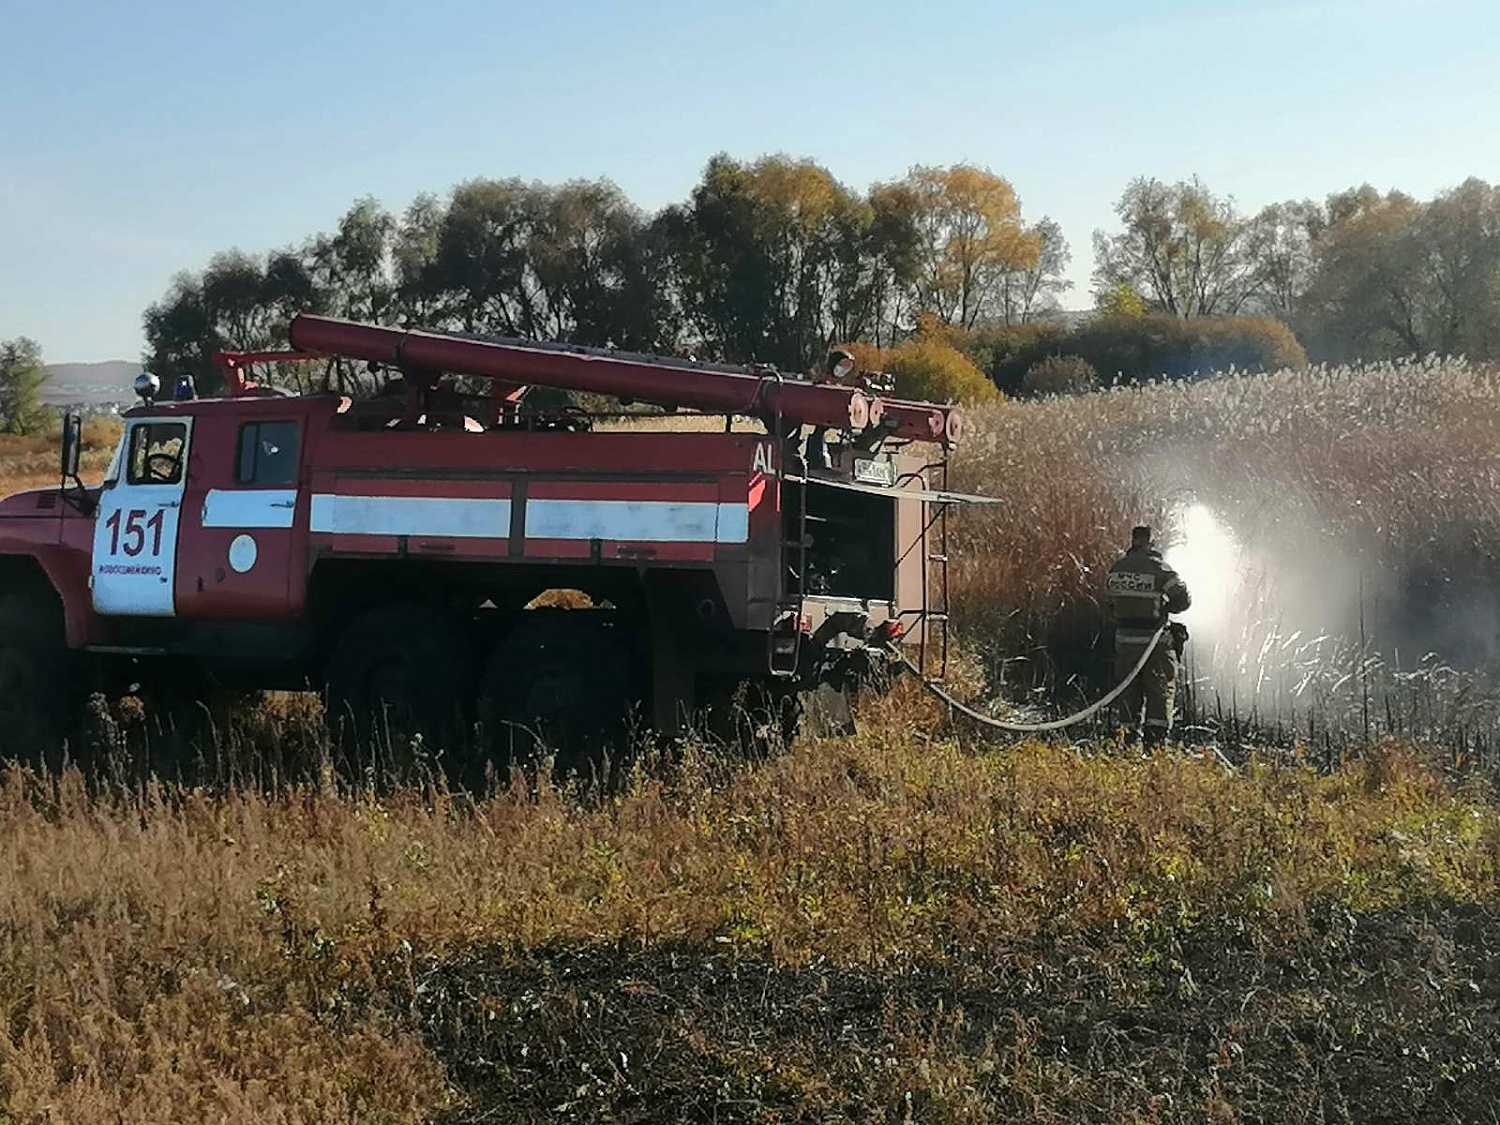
[3,0,1496,362]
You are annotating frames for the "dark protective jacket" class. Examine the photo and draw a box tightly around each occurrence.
[1107,546,1191,646]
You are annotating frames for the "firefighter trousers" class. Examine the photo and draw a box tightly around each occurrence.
[1115,641,1178,745]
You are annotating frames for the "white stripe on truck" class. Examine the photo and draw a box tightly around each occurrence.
[202,489,299,529]
[307,495,749,544]
[310,495,512,539]
[524,499,748,544]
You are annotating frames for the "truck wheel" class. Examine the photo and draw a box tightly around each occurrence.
[0,594,71,767]
[479,614,633,783]
[326,604,477,762]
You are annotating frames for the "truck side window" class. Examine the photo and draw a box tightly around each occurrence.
[127,422,188,485]
[237,421,300,486]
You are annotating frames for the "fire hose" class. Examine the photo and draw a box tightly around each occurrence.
[895,623,1168,733]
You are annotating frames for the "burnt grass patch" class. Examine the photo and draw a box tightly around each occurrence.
[410,902,1500,1124]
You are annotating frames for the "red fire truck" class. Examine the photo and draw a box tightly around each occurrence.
[0,316,968,766]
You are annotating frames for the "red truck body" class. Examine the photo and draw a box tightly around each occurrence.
[0,317,958,763]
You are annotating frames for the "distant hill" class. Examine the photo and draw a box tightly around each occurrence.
[42,360,140,409]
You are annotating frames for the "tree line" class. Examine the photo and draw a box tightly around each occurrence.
[1093,175,1500,364]
[141,156,1500,400]
[143,156,1069,396]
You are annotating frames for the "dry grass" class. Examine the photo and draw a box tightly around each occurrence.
[596,411,765,433]
[0,416,119,492]
[2,692,1498,1121]
[947,358,1500,732]
[953,355,1500,567]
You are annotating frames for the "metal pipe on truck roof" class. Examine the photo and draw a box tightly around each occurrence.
[290,316,873,435]
[876,400,954,445]
[891,399,963,445]
[289,316,957,444]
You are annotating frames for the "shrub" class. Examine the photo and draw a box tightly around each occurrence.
[878,313,1304,395]
[965,322,1070,395]
[855,337,1001,405]
[1072,313,1307,383]
[1022,354,1098,396]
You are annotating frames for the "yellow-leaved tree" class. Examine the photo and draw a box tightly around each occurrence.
[875,164,1041,330]
[666,154,885,373]
[845,328,1000,406]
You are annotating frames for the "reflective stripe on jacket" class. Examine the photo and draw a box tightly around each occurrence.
[1115,626,1169,647]
[1107,547,1190,646]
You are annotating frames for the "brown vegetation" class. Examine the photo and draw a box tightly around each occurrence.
[947,355,1500,710]
[2,696,1498,1121]
[1022,353,1098,396]
[846,332,1001,405]
[0,416,119,492]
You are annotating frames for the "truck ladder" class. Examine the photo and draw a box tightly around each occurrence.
[894,456,952,679]
[769,388,807,678]
[926,457,951,678]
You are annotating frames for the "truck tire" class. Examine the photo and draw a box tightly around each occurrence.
[0,593,71,767]
[325,603,477,762]
[478,612,633,782]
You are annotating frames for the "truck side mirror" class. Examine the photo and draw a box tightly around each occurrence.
[58,413,96,515]
[60,413,82,480]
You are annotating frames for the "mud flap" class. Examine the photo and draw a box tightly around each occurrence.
[800,682,856,738]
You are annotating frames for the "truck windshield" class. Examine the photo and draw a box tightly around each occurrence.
[103,429,126,486]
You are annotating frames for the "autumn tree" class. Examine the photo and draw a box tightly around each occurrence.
[531,180,677,351]
[1242,199,1323,319]
[415,178,551,337]
[664,154,883,371]
[383,179,674,350]
[393,193,446,324]
[1093,177,1257,317]
[1293,179,1500,361]
[996,215,1071,324]
[1410,177,1500,358]
[881,164,1040,329]
[1295,186,1428,358]
[0,337,46,435]
[1094,281,1146,318]
[141,160,1500,392]
[864,184,924,345]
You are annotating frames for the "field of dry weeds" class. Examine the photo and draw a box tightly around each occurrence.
[6,699,1500,1123]
[0,417,119,493]
[950,357,1500,749]
[2,363,1500,1122]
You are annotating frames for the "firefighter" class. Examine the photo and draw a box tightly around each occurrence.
[1107,525,1191,749]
